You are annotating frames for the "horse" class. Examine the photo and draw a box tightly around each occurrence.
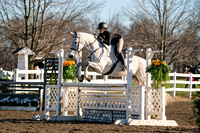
[68,31,146,86]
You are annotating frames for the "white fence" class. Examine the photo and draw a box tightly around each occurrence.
[14,69,44,82]
[0,68,14,80]
[0,68,44,94]
[0,68,44,82]
[166,72,200,97]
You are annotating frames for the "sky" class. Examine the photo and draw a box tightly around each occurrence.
[96,0,132,26]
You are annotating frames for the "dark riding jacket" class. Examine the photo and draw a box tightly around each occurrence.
[98,30,122,46]
[98,30,111,45]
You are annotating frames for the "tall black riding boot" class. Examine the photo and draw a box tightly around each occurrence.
[118,53,126,71]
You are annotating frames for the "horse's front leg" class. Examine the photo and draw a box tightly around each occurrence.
[76,62,88,82]
[84,61,104,82]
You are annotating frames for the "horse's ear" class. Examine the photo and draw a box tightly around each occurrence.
[74,31,77,36]
[70,31,78,37]
[70,32,74,36]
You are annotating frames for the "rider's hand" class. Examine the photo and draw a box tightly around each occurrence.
[97,36,103,41]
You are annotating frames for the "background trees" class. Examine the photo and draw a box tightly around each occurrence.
[123,0,200,71]
[0,0,103,70]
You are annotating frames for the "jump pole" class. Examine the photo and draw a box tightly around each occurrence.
[126,47,144,121]
[57,49,64,116]
[126,47,133,120]
[145,48,164,120]
[145,48,163,89]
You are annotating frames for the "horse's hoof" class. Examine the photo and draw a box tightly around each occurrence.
[78,78,83,82]
[86,76,91,82]
[78,75,84,82]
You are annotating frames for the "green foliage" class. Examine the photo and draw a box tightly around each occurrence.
[192,91,200,127]
[3,76,8,79]
[146,60,170,89]
[63,65,76,83]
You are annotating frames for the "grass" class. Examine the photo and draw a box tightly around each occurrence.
[166,79,200,97]
[166,91,197,98]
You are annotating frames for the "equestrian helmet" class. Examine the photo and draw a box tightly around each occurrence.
[97,22,108,29]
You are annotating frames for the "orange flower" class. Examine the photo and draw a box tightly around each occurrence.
[161,61,167,65]
[63,60,75,66]
[153,59,160,66]
[63,60,68,66]
[70,61,75,66]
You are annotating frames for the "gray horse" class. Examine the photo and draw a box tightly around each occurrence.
[69,32,146,86]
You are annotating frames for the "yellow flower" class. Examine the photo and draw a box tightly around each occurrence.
[153,59,160,66]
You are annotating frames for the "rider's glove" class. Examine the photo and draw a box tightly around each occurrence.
[97,36,103,42]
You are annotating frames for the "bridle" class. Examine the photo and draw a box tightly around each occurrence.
[70,33,97,59]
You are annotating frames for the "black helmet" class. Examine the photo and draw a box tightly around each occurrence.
[97,22,108,29]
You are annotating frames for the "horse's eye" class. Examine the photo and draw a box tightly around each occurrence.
[75,41,78,44]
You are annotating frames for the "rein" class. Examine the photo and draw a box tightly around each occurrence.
[87,35,110,61]
[70,35,82,59]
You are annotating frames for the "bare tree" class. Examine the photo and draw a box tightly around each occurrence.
[124,0,195,60]
[0,0,103,69]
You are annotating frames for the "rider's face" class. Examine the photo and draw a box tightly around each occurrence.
[99,28,105,34]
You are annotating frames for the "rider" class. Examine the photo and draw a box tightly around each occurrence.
[97,22,126,71]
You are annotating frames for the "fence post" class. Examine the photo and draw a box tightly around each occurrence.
[11,70,15,80]
[140,86,145,120]
[0,68,3,79]
[14,69,19,82]
[40,87,44,111]
[146,48,152,89]
[161,87,166,120]
[103,75,108,83]
[41,69,44,82]
[188,72,192,98]
[172,72,176,97]
[93,74,96,80]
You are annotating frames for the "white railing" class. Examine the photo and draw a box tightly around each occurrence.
[14,69,44,82]
[0,68,44,82]
[166,72,200,97]
[0,68,14,80]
